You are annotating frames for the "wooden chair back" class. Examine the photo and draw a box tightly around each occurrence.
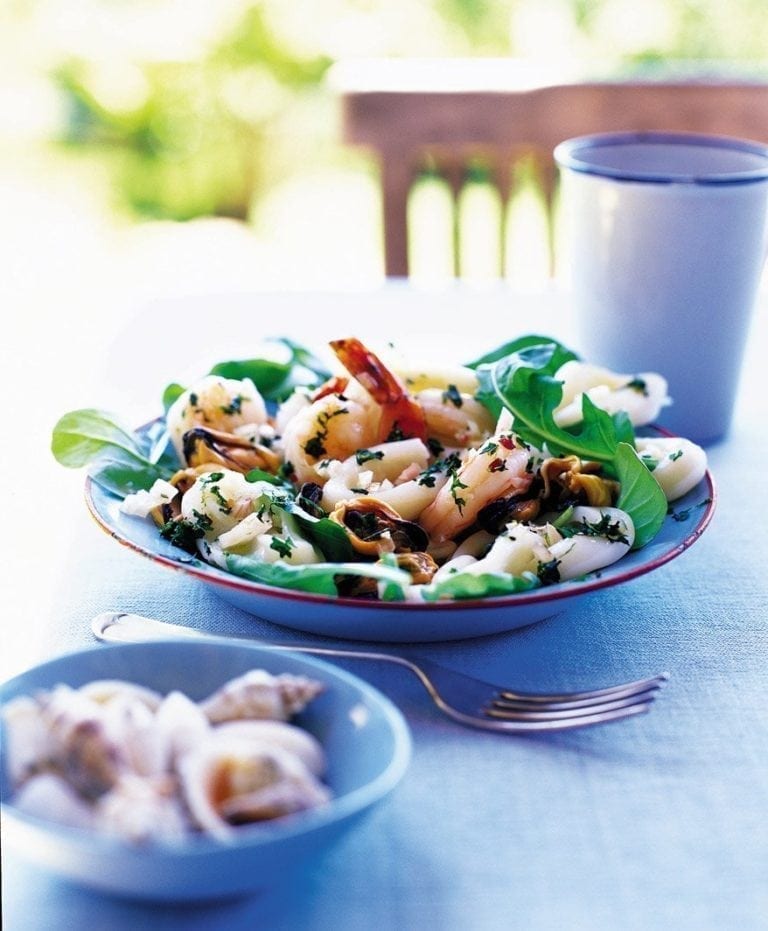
[334,62,768,277]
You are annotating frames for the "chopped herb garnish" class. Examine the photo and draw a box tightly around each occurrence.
[355,448,385,465]
[207,484,231,514]
[537,558,561,585]
[625,378,649,396]
[220,395,244,415]
[385,424,406,443]
[449,470,468,513]
[560,513,629,545]
[303,407,348,459]
[427,437,445,457]
[202,472,225,483]
[669,450,684,461]
[269,536,295,559]
[442,384,463,408]
[479,440,499,456]
[667,497,712,522]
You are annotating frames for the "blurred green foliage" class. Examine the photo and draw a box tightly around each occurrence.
[54,5,330,220]
[46,0,767,223]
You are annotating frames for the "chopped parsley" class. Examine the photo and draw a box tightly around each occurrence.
[303,407,348,459]
[625,377,648,396]
[479,440,498,456]
[537,558,561,585]
[427,437,445,457]
[355,448,385,465]
[559,513,629,545]
[449,469,468,513]
[442,384,463,408]
[160,509,213,553]
[207,484,231,514]
[667,497,712,522]
[385,424,406,443]
[669,449,684,461]
[220,395,244,415]
[269,536,295,559]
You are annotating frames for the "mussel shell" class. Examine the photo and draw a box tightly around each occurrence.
[182,427,280,475]
[330,496,428,556]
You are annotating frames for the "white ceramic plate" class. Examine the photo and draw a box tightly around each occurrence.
[85,436,716,643]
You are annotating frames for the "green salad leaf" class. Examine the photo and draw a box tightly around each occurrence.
[170,337,332,407]
[420,570,540,602]
[225,553,410,597]
[51,409,176,494]
[614,442,668,549]
[475,342,622,459]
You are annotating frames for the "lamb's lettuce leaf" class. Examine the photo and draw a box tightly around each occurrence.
[51,409,177,495]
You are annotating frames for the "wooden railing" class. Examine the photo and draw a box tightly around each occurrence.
[332,60,768,278]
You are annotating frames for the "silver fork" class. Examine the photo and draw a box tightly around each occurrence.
[91,611,667,734]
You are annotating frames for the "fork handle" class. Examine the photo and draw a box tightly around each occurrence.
[90,611,419,670]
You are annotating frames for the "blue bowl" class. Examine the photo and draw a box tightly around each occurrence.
[0,641,411,901]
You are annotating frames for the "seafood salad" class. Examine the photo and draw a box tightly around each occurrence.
[2,670,331,843]
[52,334,708,602]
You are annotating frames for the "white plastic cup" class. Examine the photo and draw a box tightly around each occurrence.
[554,132,768,443]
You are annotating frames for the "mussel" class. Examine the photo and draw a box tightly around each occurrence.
[540,456,619,508]
[329,496,428,556]
[182,426,281,475]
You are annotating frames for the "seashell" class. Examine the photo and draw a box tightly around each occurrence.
[77,679,163,713]
[1,694,54,786]
[12,772,96,830]
[99,693,166,779]
[200,669,324,724]
[212,720,326,777]
[178,737,331,840]
[95,773,190,844]
[153,691,211,771]
[41,685,126,799]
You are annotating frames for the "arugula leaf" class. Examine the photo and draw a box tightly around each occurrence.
[478,345,620,460]
[225,553,410,597]
[286,503,357,562]
[378,553,408,602]
[466,334,579,370]
[614,442,668,550]
[420,571,540,601]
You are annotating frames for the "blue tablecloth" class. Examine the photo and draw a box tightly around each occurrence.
[2,286,766,930]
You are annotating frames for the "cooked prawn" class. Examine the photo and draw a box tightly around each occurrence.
[166,375,269,461]
[280,338,429,484]
[420,433,538,542]
[330,338,428,444]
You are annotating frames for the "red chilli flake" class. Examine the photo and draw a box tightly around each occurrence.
[488,458,507,473]
[498,436,516,450]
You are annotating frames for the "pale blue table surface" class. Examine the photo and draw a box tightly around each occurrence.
[2,285,767,930]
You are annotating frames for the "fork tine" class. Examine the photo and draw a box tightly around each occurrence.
[484,691,659,722]
[476,700,654,732]
[491,680,666,713]
[496,673,669,705]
